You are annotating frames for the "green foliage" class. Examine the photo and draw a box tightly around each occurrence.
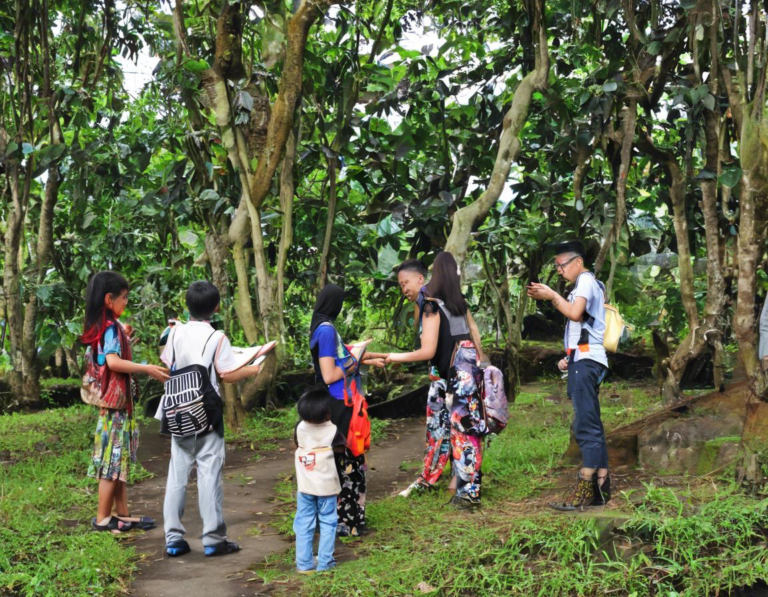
[0,406,135,596]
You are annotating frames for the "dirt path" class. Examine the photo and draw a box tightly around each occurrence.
[128,418,425,597]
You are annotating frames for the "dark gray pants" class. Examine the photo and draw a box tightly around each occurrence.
[567,358,609,469]
[163,431,227,547]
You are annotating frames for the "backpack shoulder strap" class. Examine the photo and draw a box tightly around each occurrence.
[202,330,223,378]
[169,326,178,369]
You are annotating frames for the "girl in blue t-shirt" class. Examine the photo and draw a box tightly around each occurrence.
[81,271,169,533]
[308,285,373,536]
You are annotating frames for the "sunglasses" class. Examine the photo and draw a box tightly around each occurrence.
[553,255,579,271]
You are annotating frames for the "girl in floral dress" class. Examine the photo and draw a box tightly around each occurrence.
[82,271,168,533]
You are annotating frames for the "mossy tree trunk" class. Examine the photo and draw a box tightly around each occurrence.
[444,0,549,270]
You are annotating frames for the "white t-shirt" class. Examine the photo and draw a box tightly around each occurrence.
[160,321,239,394]
[565,272,608,368]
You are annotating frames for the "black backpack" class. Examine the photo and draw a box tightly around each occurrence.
[161,329,223,438]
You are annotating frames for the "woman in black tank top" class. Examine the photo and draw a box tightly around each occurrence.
[385,253,488,507]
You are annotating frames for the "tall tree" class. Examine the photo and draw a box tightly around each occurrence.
[444,0,549,269]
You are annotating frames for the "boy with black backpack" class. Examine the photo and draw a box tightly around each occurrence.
[159,281,261,557]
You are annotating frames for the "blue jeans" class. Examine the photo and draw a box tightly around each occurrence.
[567,358,609,469]
[294,492,338,571]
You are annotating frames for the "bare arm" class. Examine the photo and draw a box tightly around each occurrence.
[388,311,440,363]
[220,364,261,384]
[551,294,587,322]
[318,356,344,384]
[527,283,586,322]
[105,354,169,382]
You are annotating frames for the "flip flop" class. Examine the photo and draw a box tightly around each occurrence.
[116,513,156,530]
[91,516,134,534]
[204,541,241,557]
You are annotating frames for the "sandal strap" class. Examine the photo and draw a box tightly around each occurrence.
[92,517,134,532]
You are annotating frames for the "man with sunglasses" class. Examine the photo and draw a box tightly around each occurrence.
[527,240,610,511]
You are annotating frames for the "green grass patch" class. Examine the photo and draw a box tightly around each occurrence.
[0,406,136,596]
[288,387,768,597]
[228,408,299,447]
[229,406,392,449]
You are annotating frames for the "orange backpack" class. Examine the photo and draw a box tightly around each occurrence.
[341,373,371,457]
[312,322,371,457]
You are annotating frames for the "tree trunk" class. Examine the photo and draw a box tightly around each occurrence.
[205,226,247,429]
[639,134,706,403]
[65,346,80,380]
[500,273,523,401]
[246,201,279,343]
[246,0,338,211]
[698,102,727,392]
[594,99,637,274]
[480,249,521,401]
[733,141,768,396]
[20,108,63,405]
[276,123,299,341]
[727,61,768,398]
[317,155,338,288]
[3,166,27,402]
[231,240,261,344]
[444,0,549,269]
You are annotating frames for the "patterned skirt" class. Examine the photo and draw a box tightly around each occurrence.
[88,408,139,483]
[335,451,367,536]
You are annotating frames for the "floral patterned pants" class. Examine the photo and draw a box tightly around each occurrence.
[415,344,484,503]
[335,451,367,536]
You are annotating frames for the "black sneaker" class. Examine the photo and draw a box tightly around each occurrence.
[204,541,241,557]
[166,540,191,557]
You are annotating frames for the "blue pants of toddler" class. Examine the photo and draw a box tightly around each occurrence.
[294,492,337,571]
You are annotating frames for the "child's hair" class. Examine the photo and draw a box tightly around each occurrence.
[81,271,130,345]
[396,259,428,277]
[297,385,332,424]
[186,281,220,319]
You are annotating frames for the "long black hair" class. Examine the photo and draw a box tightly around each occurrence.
[81,271,129,345]
[424,252,467,316]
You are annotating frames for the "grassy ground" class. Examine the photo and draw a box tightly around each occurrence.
[273,384,768,597]
[5,384,767,596]
[0,402,389,597]
[0,406,139,597]
[228,406,392,448]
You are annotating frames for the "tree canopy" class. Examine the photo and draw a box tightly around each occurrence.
[1,0,767,417]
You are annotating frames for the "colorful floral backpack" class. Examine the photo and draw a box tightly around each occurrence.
[482,365,508,435]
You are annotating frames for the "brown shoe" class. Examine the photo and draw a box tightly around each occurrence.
[548,474,595,511]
